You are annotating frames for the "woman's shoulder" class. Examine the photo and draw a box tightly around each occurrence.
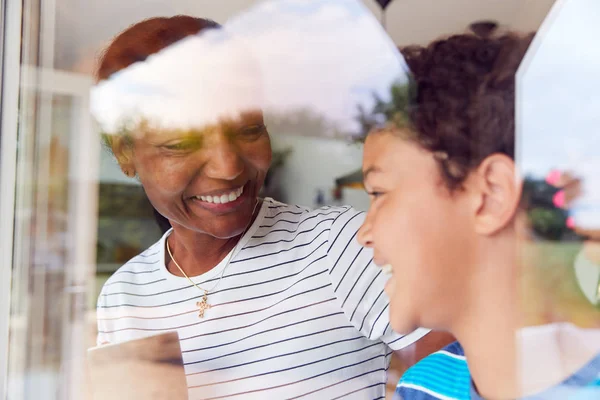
[261,198,312,216]
[256,199,363,242]
[262,198,361,224]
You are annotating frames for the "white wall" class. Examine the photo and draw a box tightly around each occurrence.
[270,134,370,211]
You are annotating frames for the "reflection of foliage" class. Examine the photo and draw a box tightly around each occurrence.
[262,148,293,201]
[528,208,568,241]
[99,115,145,151]
[97,217,162,265]
[355,77,416,140]
[97,183,156,218]
[100,111,268,152]
[522,177,571,241]
[271,148,293,170]
[100,132,114,153]
[96,183,162,266]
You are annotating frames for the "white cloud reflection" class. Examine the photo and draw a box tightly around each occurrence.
[90,0,407,138]
[518,0,600,229]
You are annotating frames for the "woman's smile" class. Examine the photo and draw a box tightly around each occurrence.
[187,181,252,214]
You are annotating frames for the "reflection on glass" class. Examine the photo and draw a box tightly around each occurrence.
[88,2,424,400]
[91,0,407,141]
[6,0,589,399]
[7,65,98,399]
[518,0,600,392]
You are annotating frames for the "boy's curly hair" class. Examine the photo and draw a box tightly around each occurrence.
[400,30,535,189]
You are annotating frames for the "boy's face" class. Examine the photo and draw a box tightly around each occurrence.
[358,131,480,333]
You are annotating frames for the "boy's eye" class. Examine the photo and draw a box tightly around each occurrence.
[367,191,385,199]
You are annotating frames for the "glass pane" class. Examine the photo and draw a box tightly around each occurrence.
[518,0,600,385]
[8,70,98,398]
[5,2,100,394]
[7,1,598,400]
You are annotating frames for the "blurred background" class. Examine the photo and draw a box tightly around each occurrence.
[0,0,561,399]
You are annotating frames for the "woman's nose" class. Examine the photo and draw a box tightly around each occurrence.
[203,132,244,181]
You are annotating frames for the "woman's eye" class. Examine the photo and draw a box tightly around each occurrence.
[163,139,201,151]
[239,124,266,137]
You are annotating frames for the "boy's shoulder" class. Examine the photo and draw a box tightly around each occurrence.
[395,341,471,400]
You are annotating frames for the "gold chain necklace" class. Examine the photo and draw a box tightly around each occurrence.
[166,200,260,318]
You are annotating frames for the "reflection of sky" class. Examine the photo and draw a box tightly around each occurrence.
[90,0,407,138]
[518,0,600,228]
[91,29,265,133]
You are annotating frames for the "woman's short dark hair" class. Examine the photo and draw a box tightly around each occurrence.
[96,15,220,82]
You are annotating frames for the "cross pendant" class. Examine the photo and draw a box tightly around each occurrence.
[196,291,211,318]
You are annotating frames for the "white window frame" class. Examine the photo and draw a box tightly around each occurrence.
[1,1,99,397]
[0,0,23,397]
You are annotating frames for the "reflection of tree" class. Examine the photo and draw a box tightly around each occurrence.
[100,110,269,148]
[261,148,293,203]
[96,183,163,266]
[355,78,415,140]
[523,176,575,241]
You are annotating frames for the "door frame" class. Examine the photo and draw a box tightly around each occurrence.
[1,0,99,391]
[0,0,23,397]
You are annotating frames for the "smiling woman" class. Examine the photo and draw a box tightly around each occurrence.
[92,14,432,400]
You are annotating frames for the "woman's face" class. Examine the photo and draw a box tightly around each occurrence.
[358,131,476,333]
[120,111,272,239]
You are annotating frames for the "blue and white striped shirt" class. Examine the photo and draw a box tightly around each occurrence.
[396,341,600,400]
[395,342,470,400]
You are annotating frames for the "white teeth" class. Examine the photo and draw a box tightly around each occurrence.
[381,264,393,275]
[196,186,244,204]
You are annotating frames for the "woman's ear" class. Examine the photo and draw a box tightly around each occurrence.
[110,135,136,177]
[470,154,521,236]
